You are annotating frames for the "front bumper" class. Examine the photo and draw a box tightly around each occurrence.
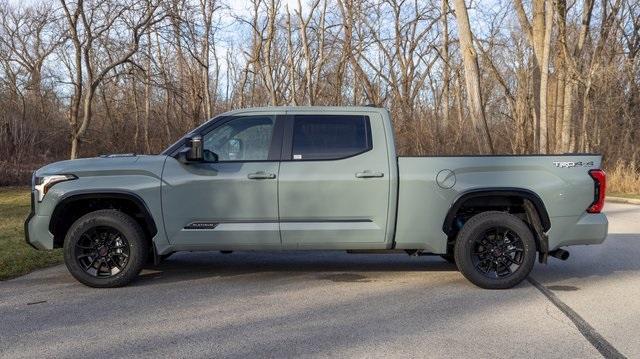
[24,190,55,250]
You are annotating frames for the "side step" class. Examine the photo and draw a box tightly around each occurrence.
[346,250,435,256]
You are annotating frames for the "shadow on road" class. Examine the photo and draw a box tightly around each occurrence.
[135,251,457,286]
[139,232,640,288]
[533,233,640,284]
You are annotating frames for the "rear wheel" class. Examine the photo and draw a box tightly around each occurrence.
[63,210,148,288]
[454,211,536,289]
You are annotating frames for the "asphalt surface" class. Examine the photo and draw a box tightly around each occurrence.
[1,202,638,358]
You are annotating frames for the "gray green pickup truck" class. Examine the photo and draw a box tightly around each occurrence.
[25,106,608,289]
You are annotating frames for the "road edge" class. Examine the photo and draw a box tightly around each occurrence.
[607,197,640,205]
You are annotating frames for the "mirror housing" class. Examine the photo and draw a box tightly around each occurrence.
[187,136,203,161]
[177,135,204,163]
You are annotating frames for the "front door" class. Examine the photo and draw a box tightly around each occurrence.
[278,113,391,249]
[162,114,283,249]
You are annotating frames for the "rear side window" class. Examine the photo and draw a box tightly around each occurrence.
[291,115,372,160]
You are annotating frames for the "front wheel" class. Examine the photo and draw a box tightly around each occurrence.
[454,211,536,289]
[63,210,148,288]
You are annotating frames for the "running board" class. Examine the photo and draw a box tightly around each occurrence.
[347,250,436,256]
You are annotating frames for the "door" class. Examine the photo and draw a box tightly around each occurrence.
[278,113,391,249]
[162,114,283,249]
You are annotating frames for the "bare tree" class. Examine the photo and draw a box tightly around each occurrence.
[296,0,328,105]
[60,0,163,158]
[452,0,494,154]
[285,4,298,105]
[336,0,381,105]
[441,0,450,129]
[0,2,62,99]
[538,0,553,153]
[556,0,594,152]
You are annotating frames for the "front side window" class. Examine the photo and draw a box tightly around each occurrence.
[202,115,275,161]
[291,115,372,160]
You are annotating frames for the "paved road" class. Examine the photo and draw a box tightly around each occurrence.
[1,202,638,358]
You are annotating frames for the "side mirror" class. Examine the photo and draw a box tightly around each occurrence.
[203,150,219,162]
[187,136,203,161]
[177,135,203,163]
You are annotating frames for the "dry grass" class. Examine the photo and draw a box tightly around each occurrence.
[607,160,640,195]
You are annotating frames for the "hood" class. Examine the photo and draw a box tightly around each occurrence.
[35,155,167,178]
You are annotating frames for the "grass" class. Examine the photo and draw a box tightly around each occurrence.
[608,160,640,196]
[0,187,63,280]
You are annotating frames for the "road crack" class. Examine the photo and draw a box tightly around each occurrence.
[528,277,626,359]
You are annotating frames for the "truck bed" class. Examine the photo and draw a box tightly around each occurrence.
[393,154,605,252]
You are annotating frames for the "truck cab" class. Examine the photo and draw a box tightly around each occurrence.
[161,107,397,251]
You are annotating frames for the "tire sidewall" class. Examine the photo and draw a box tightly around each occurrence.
[454,211,536,289]
[63,210,147,288]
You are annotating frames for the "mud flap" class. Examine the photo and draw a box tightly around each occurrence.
[152,242,161,266]
[524,199,549,264]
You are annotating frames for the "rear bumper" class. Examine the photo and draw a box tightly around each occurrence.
[24,191,54,250]
[548,213,608,249]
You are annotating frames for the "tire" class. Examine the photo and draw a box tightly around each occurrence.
[63,209,149,288]
[454,211,536,289]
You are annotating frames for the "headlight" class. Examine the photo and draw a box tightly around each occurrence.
[34,174,77,202]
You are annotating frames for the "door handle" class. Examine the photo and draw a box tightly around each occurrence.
[247,171,276,180]
[355,170,384,178]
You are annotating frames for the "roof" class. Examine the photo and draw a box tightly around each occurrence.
[219,105,386,116]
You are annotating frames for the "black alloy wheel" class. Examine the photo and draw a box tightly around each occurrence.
[74,226,131,277]
[454,211,536,289]
[64,209,148,288]
[471,226,524,279]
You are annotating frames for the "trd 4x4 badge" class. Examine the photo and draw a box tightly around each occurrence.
[553,161,595,168]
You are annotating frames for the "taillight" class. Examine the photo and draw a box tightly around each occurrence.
[587,169,606,213]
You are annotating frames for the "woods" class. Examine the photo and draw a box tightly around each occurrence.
[0,0,638,189]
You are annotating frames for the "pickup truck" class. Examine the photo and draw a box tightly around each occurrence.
[25,106,608,289]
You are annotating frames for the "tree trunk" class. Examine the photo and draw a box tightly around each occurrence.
[441,0,450,129]
[144,54,151,154]
[263,0,278,106]
[452,0,494,154]
[70,135,79,159]
[553,52,566,152]
[285,5,297,105]
[132,75,140,151]
[538,0,553,153]
[202,42,212,120]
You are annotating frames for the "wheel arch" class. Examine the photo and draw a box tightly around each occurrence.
[49,190,158,249]
[442,188,551,235]
[442,187,551,263]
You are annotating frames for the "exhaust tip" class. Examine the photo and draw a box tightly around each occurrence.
[549,249,570,261]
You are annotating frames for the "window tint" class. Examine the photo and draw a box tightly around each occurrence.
[291,115,371,160]
[202,116,275,161]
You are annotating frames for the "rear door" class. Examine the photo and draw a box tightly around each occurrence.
[277,112,391,249]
